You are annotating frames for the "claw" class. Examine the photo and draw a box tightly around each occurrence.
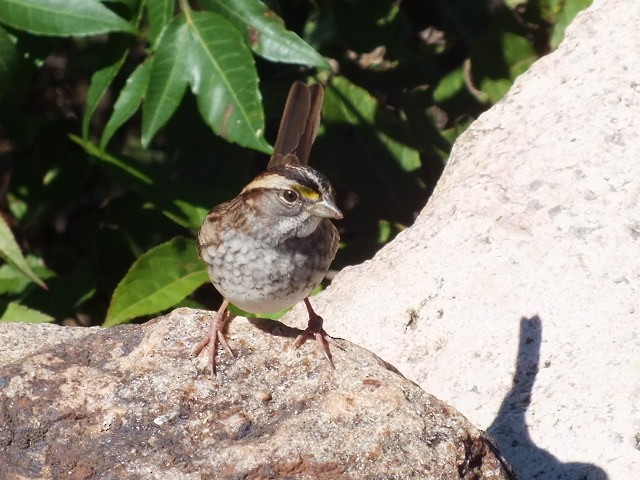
[293,298,336,369]
[192,299,234,376]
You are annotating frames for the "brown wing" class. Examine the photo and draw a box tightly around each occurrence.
[267,81,324,169]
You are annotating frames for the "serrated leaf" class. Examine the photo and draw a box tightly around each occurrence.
[200,0,329,69]
[82,37,129,138]
[100,58,152,148]
[185,10,270,153]
[0,215,46,289]
[141,14,190,147]
[0,0,135,36]
[0,25,20,97]
[0,301,54,323]
[104,236,209,327]
[147,0,174,44]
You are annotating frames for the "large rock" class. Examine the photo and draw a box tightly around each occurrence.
[293,0,638,478]
[0,309,514,479]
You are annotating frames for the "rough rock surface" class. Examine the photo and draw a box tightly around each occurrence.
[290,1,638,479]
[0,309,514,480]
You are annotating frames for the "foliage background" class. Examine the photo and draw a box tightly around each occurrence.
[0,0,590,326]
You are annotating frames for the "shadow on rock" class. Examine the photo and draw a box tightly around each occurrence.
[487,316,609,480]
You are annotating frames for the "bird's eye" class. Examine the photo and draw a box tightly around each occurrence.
[281,189,299,204]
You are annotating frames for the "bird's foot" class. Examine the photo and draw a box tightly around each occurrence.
[293,298,336,369]
[192,299,234,376]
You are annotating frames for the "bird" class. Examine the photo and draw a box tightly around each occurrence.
[193,81,342,375]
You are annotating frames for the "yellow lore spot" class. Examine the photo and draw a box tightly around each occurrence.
[293,184,320,200]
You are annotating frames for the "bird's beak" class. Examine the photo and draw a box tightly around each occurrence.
[308,197,343,220]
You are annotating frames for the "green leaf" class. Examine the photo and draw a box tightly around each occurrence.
[0,262,35,295]
[0,255,54,295]
[550,0,592,49]
[104,236,209,327]
[228,303,291,320]
[433,67,466,104]
[472,32,536,103]
[377,220,392,244]
[169,199,208,230]
[0,301,54,323]
[70,134,152,185]
[200,0,329,69]
[82,37,129,138]
[100,58,152,148]
[0,25,20,97]
[0,215,46,289]
[324,76,421,173]
[320,76,424,226]
[147,0,175,44]
[185,11,271,153]
[141,10,271,152]
[141,14,190,147]
[0,0,135,36]
[71,135,211,229]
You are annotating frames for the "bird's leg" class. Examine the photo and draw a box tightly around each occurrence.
[192,299,235,376]
[294,297,335,368]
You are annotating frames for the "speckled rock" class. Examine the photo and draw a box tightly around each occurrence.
[0,308,514,480]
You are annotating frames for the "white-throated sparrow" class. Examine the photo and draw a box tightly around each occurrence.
[193,81,342,375]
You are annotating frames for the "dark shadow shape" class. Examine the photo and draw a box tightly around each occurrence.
[246,317,406,375]
[247,316,346,352]
[247,316,302,340]
[487,316,609,480]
